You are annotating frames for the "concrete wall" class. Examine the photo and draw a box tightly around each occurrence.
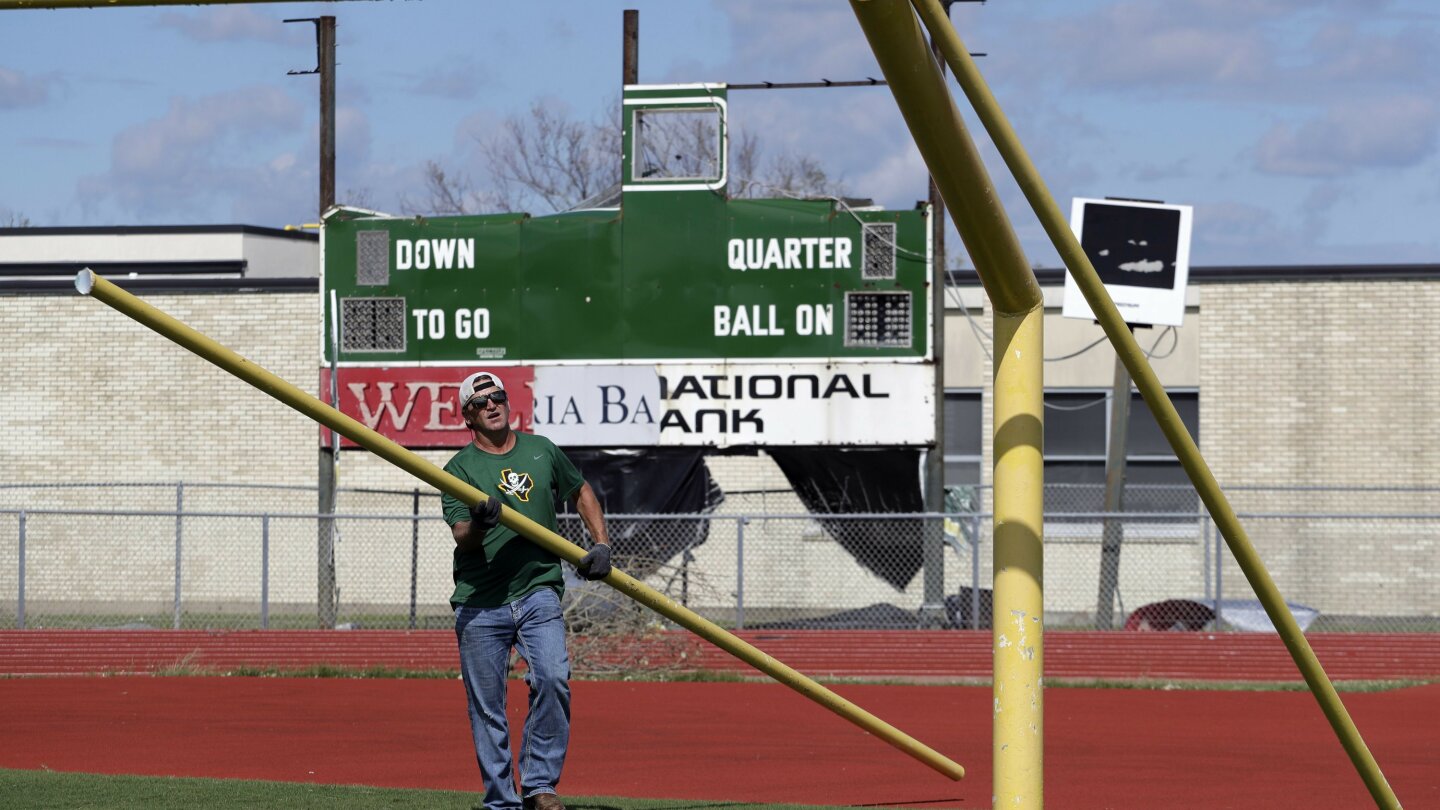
[1198,280,1440,615]
[3,290,317,492]
[945,285,1201,390]
[1199,280,1440,489]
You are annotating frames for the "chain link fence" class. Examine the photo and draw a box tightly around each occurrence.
[0,483,1436,634]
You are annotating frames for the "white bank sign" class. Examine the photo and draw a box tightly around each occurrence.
[530,363,933,447]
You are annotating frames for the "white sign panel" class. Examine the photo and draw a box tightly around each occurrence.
[530,363,934,447]
[1062,197,1193,327]
[529,365,662,446]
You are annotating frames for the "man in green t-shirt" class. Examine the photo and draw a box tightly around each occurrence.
[441,370,610,810]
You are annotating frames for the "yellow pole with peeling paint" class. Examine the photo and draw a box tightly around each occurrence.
[849,2,1044,805]
[73,269,964,782]
[907,1,1402,807]
[991,309,1044,803]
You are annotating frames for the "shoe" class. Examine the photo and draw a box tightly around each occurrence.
[523,793,565,810]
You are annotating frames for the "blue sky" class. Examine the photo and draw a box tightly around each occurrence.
[2,0,1437,267]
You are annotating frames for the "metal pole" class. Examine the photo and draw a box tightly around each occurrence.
[75,270,964,782]
[307,14,339,630]
[920,458,945,627]
[173,482,183,630]
[319,16,336,213]
[319,299,341,629]
[918,9,951,629]
[318,484,336,626]
[735,517,747,630]
[410,488,420,631]
[681,548,691,607]
[261,515,270,630]
[622,9,639,86]
[729,79,890,91]
[907,2,1400,805]
[1203,513,1212,603]
[851,2,1042,802]
[971,512,981,630]
[321,16,340,626]
[17,511,25,630]
[1096,353,1133,629]
[1214,515,1224,611]
[993,306,1044,805]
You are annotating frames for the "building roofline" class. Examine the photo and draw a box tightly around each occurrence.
[0,277,318,296]
[0,224,318,241]
[1186,263,1440,282]
[947,263,1440,287]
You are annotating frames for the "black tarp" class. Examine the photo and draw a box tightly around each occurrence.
[767,447,925,590]
[559,448,723,579]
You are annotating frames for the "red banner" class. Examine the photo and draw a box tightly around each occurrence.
[319,367,534,448]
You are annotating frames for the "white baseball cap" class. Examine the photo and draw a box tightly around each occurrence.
[459,371,505,408]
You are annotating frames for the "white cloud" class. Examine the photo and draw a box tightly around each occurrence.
[336,105,372,169]
[1254,96,1440,176]
[1188,192,1439,265]
[18,136,86,151]
[1190,200,1297,263]
[719,0,878,82]
[1130,158,1194,183]
[155,7,304,46]
[77,85,308,223]
[0,66,59,109]
[399,61,487,101]
[984,0,1433,107]
[1298,182,1348,244]
[982,0,1280,97]
[1303,23,1439,88]
[850,142,926,205]
[267,152,298,174]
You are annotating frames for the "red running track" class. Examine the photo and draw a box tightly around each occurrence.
[1,677,1436,808]
[5,630,1440,681]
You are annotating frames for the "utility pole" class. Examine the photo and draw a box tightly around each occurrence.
[623,9,638,85]
[918,0,957,629]
[1095,334,1133,629]
[288,14,338,628]
[320,17,336,212]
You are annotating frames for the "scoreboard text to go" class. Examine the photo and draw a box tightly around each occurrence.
[413,308,491,340]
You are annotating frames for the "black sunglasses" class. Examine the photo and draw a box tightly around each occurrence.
[466,389,508,407]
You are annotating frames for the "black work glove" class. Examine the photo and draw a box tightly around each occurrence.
[468,497,503,532]
[576,544,612,581]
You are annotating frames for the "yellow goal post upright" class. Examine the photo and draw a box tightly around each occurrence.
[850,2,1046,807]
[855,0,1402,807]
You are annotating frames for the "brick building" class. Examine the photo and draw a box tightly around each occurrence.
[3,226,1437,623]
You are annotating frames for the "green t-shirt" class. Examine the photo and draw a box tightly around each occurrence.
[441,432,585,608]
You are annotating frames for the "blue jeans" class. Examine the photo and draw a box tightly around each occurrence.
[455,587,571,810]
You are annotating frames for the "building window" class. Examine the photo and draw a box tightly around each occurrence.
[943,390,982,486]
[632,108,722,182]
[944,388,1199,511]
[1043,388,1199,513]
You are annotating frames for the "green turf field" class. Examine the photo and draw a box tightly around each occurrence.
[0,769,862,810]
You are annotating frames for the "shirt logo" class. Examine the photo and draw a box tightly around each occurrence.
[498,468,535,502]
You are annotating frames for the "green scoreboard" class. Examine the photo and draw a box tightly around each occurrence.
[321,84,936,448]
[323,84,932,364]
